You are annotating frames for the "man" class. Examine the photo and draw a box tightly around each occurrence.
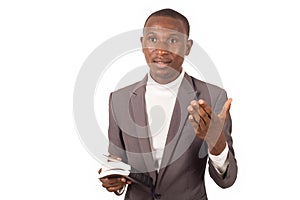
[99,8,237,200]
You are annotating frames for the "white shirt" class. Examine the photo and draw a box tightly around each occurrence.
[145,71,184,170]
[145,70,229,174]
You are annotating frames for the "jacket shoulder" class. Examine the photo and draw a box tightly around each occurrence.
[189,76,228,113]
[190,76,225,93]
[111,81,139,96]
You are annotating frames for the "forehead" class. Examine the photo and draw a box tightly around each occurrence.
[144,16,187,36]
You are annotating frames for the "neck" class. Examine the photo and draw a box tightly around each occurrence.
[150,69,182,84]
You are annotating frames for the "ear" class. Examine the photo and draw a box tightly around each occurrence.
[140,37,145,53]
[140,37,144,47]
[185,39,193,56]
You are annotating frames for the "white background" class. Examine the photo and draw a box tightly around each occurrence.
[1,0,299,199]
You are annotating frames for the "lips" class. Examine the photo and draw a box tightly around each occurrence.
[152,58,172,67]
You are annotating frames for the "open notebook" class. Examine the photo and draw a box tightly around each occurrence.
[99,155,153,189]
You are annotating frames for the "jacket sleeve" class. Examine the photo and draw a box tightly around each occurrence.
[107,92,128,163]
[208,90,238,188]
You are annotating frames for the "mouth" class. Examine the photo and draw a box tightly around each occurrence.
[152,59,172,68]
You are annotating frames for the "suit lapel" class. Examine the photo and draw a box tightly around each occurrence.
[157,74,200,184]
[129,75,157,182]
[129,73,201,185]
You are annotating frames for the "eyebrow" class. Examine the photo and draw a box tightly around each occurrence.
[144,31,156,36]
[144,31,182,38]
[168,33,181,37]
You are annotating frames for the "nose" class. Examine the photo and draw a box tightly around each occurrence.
[157,49,169,55]
[153,40,170,55]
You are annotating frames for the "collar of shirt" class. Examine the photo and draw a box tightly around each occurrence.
[146,69,185,95]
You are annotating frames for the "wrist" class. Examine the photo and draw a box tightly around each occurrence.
[208,132,226,155]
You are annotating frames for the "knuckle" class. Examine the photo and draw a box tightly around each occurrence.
[191,100,197,105]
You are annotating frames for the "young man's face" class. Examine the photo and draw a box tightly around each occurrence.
[141,16,193,84]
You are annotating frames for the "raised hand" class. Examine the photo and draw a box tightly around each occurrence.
[187,98,232,155]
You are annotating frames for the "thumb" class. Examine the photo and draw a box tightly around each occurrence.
[219,98,232,119]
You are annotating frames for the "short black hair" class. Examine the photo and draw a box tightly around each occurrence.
[144,8,190,36]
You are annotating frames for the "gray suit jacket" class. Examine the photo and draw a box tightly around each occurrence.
[108,73,237,200]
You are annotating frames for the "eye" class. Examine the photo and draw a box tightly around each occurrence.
[149,37,157,43]
[168,38,177,44]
